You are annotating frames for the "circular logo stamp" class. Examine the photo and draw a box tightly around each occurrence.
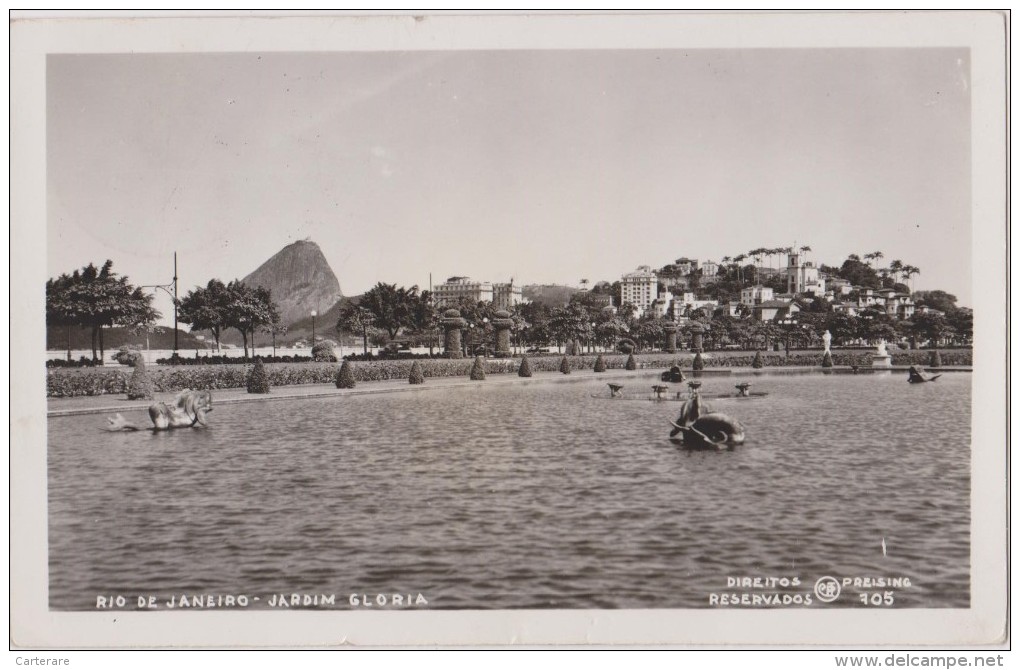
[814,576,842,603]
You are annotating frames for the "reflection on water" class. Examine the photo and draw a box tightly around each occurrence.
[48,372,971,609]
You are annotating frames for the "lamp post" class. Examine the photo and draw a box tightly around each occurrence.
[141,251,179,364]
[311,310,317,349]
[779,316,799,356]
[482,317,489,357]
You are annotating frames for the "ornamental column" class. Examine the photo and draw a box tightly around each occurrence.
[441,309,466,359]
[492,310,514,358]
[689,321,705,353]
[663,321,678,353]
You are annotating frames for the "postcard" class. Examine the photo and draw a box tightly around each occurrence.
[11,10,1008,649]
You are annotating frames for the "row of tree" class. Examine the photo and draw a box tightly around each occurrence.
[46,261,282,362]
[46,261,160,362]
[331,282,973,355]
[176,279,280,358]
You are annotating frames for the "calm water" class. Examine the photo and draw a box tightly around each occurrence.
[48,371,971,610]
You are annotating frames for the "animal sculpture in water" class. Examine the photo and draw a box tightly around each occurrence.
[106,390,213,431]
[907,365,941,384]
[669,393,745,449]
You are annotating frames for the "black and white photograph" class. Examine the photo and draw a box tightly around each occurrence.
[11,11,1008,651]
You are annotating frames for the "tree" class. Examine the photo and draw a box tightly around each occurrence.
[946,308,973,345]
[549,303,591,353]
[360,282,417,341]
[336,298,376,355]
[47,260,160,363]
[837,256,882,289]
[178,279,232,351]
[408,290,439,354]
[911,311,949,347]
[913,290,958,314]
[46,273,80,361]
[898,264,920,291]
[225,280,279,358]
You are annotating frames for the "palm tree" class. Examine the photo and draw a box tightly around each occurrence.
[783,246,794,267]
[864,251,884,269]
[799,245,812,264]
[750,248,765,284]
[733,254,747,283]
[903,265,920,292]
[888,259,904,279]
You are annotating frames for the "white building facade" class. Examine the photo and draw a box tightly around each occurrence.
[620,266,658,314]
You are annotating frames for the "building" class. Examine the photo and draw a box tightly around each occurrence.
[699,260,719,277]
[621,266,658,314]
[754,299,799,322]
[433,276,493,307]
[491,281,524,310]
[741,285,774,306]
[673,257,699,275]
[651,292,674,319]
[786,252,824,295]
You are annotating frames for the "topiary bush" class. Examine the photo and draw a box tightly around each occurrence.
[114,347,143,368]
[593,354,606,372]
[408,360,425,385]
[929,350,942,368]
[312,340,338,362]
[618,338,636,354]
[469,356,486,381]
[126,359,155,400]
[335,360,356,389]
[518,355,533,378]
[692,352,705,371]
[559,355,571,374]
[246,358,270,394]
[821,351,833,368]
[752,350,764,369]
[625,353,637,370]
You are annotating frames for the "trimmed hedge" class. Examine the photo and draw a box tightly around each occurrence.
[126,360,154,400]
[46,356,100,368]
[45,349,974,397]
[408,360,425,385]
[312,341,338,362]
[929,350,942,368]
[114,347,143,367]
[157,354,313,365]
[469,356,486,381]
[692,352,705,371]
[821,351,833,368]
[246,358,270,394]
[593,354,606,373]
[336,361,356,389]
[752,351,764,369]
[559,355,571,374]
[625,354,637,370]
[518,355,533,378]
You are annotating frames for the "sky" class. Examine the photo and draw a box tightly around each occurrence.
[47,49,972,325]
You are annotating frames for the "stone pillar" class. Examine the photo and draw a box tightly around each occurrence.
[492,310,513,358]
[689,322,705,353]
[441,309,466,359]
[663,321,678,353]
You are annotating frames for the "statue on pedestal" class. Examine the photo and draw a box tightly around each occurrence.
[822,330,832,354]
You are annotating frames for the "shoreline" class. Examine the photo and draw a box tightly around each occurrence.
[47,365,972,418]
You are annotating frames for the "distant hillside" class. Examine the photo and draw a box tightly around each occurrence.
[522,284,579,307]
[47,325,208,352]
[242,239,342,327]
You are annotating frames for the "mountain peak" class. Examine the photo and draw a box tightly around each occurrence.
[242,240,342,326]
